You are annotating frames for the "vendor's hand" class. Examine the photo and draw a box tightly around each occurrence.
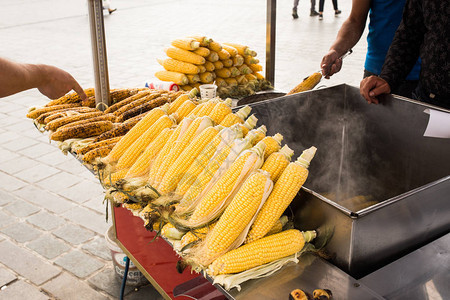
[359,76,391,104]
[321,50,343,79]
[37,64,87,101]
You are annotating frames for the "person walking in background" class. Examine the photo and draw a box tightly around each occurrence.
[293,0,320,19]
[320,0,421,99]
[318,0,341,20]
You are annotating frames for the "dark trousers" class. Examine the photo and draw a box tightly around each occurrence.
[319,0,338,12]
[363,69,418,100]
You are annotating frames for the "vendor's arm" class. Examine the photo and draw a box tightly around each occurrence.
[379,0,424,90]
[321,0,370,78]
[0,57,87,100]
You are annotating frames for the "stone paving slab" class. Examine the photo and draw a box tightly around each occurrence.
[0,222,42,243]
[0,155,42,175]
[0,266,17,287]
[12,185,76,214]
[82,236,112,261]
[54,250,104,278]
[0,210,18,229]
[3,199,40,218]
[0,279,48,300]
[62,206,111,235]
[26,211,66,231]
[26,234,71,259]
[53,224,96,245]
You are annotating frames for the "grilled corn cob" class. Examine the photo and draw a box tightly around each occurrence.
[287,72,322,95]
[50,120,113,142]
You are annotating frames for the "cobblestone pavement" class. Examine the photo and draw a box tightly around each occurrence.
[0,0,368,299]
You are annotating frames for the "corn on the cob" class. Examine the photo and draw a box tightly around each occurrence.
[193,47,210,57]
[76,136,122,156]
[103,106,168,163]
[186,74,200,85]
[104,90,152,114]
[222,59,233,68]
[199,72,214,84]
[147,117,193,186]
[83,143,118,163]
[168,94,189,114]
[186,142,266,227]
[45,111,103,131]
[152,116,213,188]
[217,49,231,60]
[219,106,251,127]
[81,96,96,108]
[215,68,231,78]
[235,75,248,85]
[245,147,317,243]
[27,103,80,119]
[115,115,175,170]
[180,85,193,91]
[213,61,224,70]
[50,120,113,142]
[106,168,129,183]
[215,78,227,87]
[188,36,212,47]
[204,61,215,72]
[249,125,267,144]
[115,96,170,122]
[221,44,238,57]
[200,170,273,265]
[264,215,288,237]
[222,43,255,56]
[249,64,263,73]
[260,133,283,160]
[109,88,143,104]
[261,145,294,182]
[37,107,97,124]
[155,70,189,86]
[198,65,207,73]
[58,113,116,132]
[180,222,217,249]
[171,38,200,51]
[158,58,200,75]
[165,47,205,65]
[158,126,220,194]
[287,72,322,95]
[175,100,197,123]
[206,51,219,62]
[254,72,265,80]
[208,229,316,275]
[92,119,137,143]
[245,73,258,82]
[208,99,232,124]
[224,78,238,87]
[125,127,174,179]
[208,41,223,52]
[232,55,244,67]
[238,64,251,75]
[240,114,258,136]
[44,88,95,107]
[161,223,185,240]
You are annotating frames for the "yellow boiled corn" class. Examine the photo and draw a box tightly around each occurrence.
[207,99,232,124]
[219,106,251,127]
[260,133,283,160]
[155,70,189,86]
[245,147,317,243]
[165,47,205,65]
[168,94,189,114]
[171,38,200,51]
[158,58,200,75]
[261,145,294,182]
[175,100,197,123]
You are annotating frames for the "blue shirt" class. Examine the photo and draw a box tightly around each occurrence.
[365,0,421,80]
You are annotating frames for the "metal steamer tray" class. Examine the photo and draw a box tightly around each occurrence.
[237,84,450,279]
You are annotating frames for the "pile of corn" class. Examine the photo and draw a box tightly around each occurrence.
[26,87,188,164]
[155,36,273,99]
[98,91,318,286]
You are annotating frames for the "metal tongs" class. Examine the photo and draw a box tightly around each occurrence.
[319,49,353,78]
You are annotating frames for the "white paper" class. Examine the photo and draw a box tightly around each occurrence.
[423,109,450,138]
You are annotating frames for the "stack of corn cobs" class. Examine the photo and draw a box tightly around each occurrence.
[27,87,318,289]
[155,36,273,98]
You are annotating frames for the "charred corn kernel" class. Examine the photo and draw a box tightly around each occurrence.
[206,51,219,62]
[57,114,116,131]
[245,73,258,82]
[215,68,231,78]
[240,114,258,136]
[50,121,113,141]
[168,94,189,114]
[208,41,222,52]
[83,143,117,163]
[180,222,217,248]
[261,133,283,160]
[109,88,143,104]
[188,142,265,225]
[104,90,152,114]
[115,115,175,170]
[165,47,205,65]
[193,46,210,57]
[148,118,191,186]
[208,229,316,275]
[224,78,238,87]
[113,92,167,119]
[199,72,214,84]
[287,72,323,95]
[158,126,220,194]
[155,70,189,85]
[215,77,227,87]
[261,145,294,182]
[175,100,197,122]
[213,61,224,70]
[93,120,135,143]
[125,127,174,178]
[203,170,273,264]
[204,61,215,72]
[232,55,244,67]
[44,88,95,106]
[217,49,231,60]
[265,215,289,236]
[153,116,213,188]
[223,42,254,56]
[222,59,233,68]
[246,147,317,243]
[76,136,122,156]
[161,223,185,240]
[39,107,97,124]
[157,58,200,74]
[188,36,212,47]
[208,99,232,124]
[221,44,238,57]
[103,107,168,163]
[249,64,263,73]
[220,106,252,127]
[171,37,200,51]
[27,103,80,119]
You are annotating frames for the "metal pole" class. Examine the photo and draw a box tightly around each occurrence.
[87,0,110,110]
[266,0,276,86]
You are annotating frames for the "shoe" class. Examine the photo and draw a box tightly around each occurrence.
[292,9,299,19]
[335,10,341,16]
[318,13,323,20]
[108,8,117,14]
[310,10,319,16]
